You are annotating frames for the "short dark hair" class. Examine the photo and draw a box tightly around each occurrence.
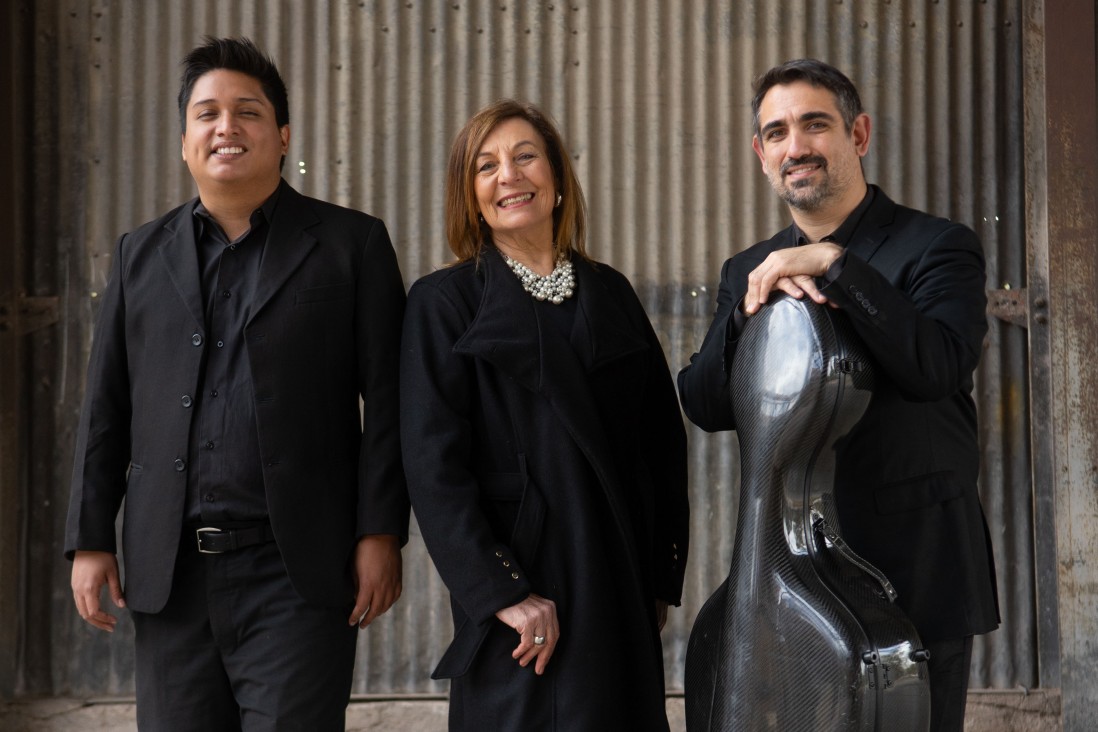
[177,36,288,133]
[751,58,863,139]
[445,99,588,264]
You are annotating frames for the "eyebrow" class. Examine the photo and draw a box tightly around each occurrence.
[191,96,265,108]
[760,110,837,137]
[476,139,538,158]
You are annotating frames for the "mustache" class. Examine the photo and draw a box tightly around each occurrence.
[780,155,827,176]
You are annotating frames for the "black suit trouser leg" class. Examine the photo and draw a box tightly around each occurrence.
[925,635,974,732]
[132,538,357,731]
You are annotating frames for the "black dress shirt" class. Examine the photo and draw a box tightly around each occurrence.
[184,185,281,524]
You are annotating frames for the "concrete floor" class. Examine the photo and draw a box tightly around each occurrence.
[0,696,686,731]
[0,691,1060,731]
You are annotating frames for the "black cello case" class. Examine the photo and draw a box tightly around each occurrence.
[685,294,930,731]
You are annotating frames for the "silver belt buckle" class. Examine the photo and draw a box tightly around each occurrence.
[196,526,223,554]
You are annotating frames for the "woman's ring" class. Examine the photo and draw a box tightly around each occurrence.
[533,635,546,646]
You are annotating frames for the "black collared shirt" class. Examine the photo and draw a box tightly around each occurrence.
[792,186,876,247]
[184,184,282,524]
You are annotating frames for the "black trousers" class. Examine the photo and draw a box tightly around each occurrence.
[131,535,357,731]
[925,635,974,732]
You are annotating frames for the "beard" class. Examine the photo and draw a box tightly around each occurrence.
[771,154,832,212]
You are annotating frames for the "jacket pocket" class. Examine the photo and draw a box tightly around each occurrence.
[477,456,546,566]
[294,281,353,305]
[874,471,962,515]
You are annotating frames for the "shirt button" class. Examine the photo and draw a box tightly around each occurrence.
[216,340,225,348]
[191,333,203,346]
[222,290,231,299]
[174,458,186,472]
[181,395,192,408]
[495,551,503,557]
[229,245,236,252]
[205,441,214,449]
[210,390,219,397]
[511,572,519,580]
[204,493,215,502]
[868,306,879,316]
[502,560,510,567]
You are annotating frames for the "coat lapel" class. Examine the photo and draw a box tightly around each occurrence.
[454,252,648,391]
[844,185,897,264]
[568,260,649,372]
[158,202,205,330]
[250,183,318,323]
[454,252,649,543]
[452,252,543,391]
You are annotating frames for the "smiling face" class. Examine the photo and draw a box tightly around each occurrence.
[751,81,870,215]
[181,69,288,198]
[473,117,558,252]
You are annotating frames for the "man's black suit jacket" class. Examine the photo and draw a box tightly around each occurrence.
[65,181,409,613]
[678,186,999,642]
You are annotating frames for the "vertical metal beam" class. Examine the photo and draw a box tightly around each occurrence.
[0,0,31,700]
[1022,0,1061,695]
[1025,0,1098,728]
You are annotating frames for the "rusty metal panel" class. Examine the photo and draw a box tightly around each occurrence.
[25,0,1033,698]
[1027,0,1098,727]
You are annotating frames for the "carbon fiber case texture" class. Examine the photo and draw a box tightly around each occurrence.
[684,295,930,731]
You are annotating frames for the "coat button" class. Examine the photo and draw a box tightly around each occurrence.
[502,560,510,567]
[868,306,878,316]
[181,395,193,408]
[191,333,203,346]
[174,458,186,472]
[511,572,520,580]
[495,551,503,557]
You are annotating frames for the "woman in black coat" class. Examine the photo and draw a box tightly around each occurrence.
[400,99,690,731]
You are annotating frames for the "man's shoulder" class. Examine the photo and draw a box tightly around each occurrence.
[125,200,194,242]
[288,187,384,230]
[872,187,976,241]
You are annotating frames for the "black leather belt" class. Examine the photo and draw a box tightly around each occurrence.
[195,523,275,554]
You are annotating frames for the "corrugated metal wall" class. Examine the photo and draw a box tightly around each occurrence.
[37,0,1029,695]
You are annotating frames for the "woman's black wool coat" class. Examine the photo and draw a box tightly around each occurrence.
[400,249,689,731]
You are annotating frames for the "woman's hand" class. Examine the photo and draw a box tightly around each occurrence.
[494,593,559,675]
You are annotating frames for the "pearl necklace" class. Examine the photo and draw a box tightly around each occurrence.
[502,252,576,304]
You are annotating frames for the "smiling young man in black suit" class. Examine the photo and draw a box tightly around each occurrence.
[65,37,408,729]
[678,58,1000,731]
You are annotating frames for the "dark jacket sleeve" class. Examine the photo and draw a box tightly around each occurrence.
[677,256,747,432]
[628,286,690,605]
[821,221,988,402]
[65,235,133,558]
[355,219,411,541]
[399,278,532,625]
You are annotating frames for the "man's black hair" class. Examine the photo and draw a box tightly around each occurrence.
[178,36,288,132]
[751,58,863,140]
